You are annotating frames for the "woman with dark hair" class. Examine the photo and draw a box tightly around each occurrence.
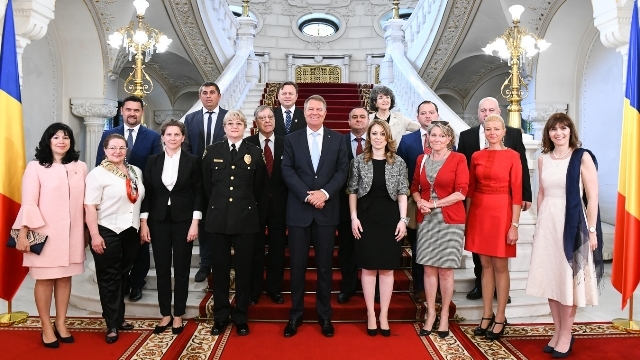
[465,114,522,341]
[411,122,468,338]
[85,133,145,344]
[13,123,86,348]
[526,113,602,357]
[139,120,204,335]
[368,85,420,144]
[348,119,408,337]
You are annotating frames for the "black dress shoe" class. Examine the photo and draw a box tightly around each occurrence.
[235,323,250,336]
[367,327,378,336]
[550,335,575,355]
[154,316,173,334]
[172,323,184,335]
[54,323,74,343]
[249,296,259,305]
[105,328,118,344]
[129,288,142,302]
[437,329,450,338]
[284,318,302,338]
[211,321,229,335]
[485,318,507,341]
[42,331,59,348]
[473,313,495,336]
[194,266,211,283]
[337,293,352,304]
[543,345,554,353]
[380,328,391,337]
[319,319,334,337]
[466,286,482,300]
[119,322,134,331]
[418,326,432,336]
[267,293,285,304]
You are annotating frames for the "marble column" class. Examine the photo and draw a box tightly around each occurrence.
[380,19,405,84]
[71,98,118,169]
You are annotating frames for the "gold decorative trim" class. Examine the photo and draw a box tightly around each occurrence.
[295,65,341,83]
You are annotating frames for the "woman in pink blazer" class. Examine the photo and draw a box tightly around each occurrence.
[13,123,87,348]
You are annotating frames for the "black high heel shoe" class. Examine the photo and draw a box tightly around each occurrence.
[474,313,495,336]
[172,318,185,335]
[545,334,575,354]
[53,323,74,343]
[154,316,173,334]
[41,331,59,348]
[551,335,575,358]
[367,327,378,336]
[418,325,432,336]
[485,318,507,341]
[105,328,119,344]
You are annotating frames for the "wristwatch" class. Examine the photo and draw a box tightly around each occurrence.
[588,226,596,233]
[400,217,409,225]
[511,222,519,228]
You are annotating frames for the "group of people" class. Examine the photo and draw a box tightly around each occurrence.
[11,82,603,357]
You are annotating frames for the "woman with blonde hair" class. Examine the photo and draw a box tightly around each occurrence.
[465,114,522,341]
[348,119,409,336]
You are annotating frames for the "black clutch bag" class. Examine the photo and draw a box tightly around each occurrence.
[7,229,48,255]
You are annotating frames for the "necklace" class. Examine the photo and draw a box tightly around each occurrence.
[553,148,571,159]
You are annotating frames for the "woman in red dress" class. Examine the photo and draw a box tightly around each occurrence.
[465,114,522,341]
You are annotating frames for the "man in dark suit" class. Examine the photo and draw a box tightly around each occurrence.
[281,95,349,338]
[457,97,532,301]
[396,100,440,303]
[273,81,306,136]
[95,95,162,302]
[336,107,369,304]
[202,110,266,336]
[183,81,228,283]
[247,105,288,305]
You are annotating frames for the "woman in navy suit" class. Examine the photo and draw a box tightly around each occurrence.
[139,120,204,335]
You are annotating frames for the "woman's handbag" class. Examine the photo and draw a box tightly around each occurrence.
[7,229,48,255]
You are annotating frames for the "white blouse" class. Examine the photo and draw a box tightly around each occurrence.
[85,166,145,234]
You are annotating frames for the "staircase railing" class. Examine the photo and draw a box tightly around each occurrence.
[380,19,470,137]
[403,0,449,68]
[198,0,239,65]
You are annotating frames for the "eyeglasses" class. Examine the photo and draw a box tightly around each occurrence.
[106,146,127,151]
[256,115,275,121]
[431,121,450,126]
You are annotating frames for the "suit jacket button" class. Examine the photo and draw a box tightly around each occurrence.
[229,198,233,202]
[249,206,251,209]
[230,187,233,190]
[231,176,234,180]
[315,176,318,178]
[232,165,235,169]
[211,206,214,208]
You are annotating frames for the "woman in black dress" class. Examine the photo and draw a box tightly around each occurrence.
[348,119,409,337]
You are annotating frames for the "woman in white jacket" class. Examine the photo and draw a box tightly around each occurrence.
[368,85,420,145]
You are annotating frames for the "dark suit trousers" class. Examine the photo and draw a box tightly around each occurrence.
[91,226,140,329]
[212,233,255,324]
[407,228,424,290]
[149,213,194,317]
[288,222,335,320]
[198,224,214,268]
[337,219,357,295]
[472,253,482,288]
[128,241,150,289]
[251,200,287,297]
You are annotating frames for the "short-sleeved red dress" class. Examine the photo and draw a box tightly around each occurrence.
[464,149,522,258]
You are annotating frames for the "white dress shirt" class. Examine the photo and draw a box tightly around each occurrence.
[140,150,202,220]
[85,165,145,233]
[305,126,329,200]
[228,139,243,150]
[124,124,141,143]
[479,124,487,149]
[203,106,220,145]
[259,132,275,154]
[349,132,366,158]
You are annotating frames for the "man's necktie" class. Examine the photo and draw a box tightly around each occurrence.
[423,133,430,154]
[231,143,237,160]
[264,138,273,177]
[285,110,292,134]
[355,137,363,156]
[311,132,320,172]
[205,111,214,146]
[126,128,134,159]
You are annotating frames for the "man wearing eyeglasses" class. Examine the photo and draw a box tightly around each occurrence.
[396,100,441,303]
[246,106,288,305]
[95,95,162,303]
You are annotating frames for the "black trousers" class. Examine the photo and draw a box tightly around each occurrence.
[149,212,193,317]
[91,226,140,329]
[250,200,287,298]
[407,227,424,291]
[212,233,255,324]
[472,252,482,288]
[288,222,335,320]
[128,241,149,289]
[337,219,357,295]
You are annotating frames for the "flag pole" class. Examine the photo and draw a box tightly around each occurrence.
[0,300,28,326]
[613,295,640,332]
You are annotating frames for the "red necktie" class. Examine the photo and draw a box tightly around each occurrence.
[355,137,363,156]
[423,134,432,154]
[264,138,273,177]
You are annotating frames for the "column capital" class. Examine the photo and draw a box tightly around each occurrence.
[153,110,185,125]
[13,0,56,42]
[71,98,118,120]
[592,0,634,50]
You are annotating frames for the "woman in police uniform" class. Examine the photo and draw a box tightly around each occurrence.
[202,110,266,337]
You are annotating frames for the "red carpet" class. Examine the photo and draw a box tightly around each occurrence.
[452,321,640,360]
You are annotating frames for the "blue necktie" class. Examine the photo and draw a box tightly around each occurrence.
[205,111,213,146]
[285,110,292,133]
[311,132,320,172]
[126,128,134,159]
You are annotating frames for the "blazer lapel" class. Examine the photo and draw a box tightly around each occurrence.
[473,125,481,151]
[413,131,423,153]
[316,128,333,172]
[299,130,314,171]
[133,126,147,152]
[195,110,205,143]
[213,111,225,143]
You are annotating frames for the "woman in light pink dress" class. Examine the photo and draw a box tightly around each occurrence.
[13,123,87,348]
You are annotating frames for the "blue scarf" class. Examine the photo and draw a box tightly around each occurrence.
[563,148,604,287]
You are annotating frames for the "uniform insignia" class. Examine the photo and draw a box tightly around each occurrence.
[244,154,252,164]
[214,159,223,162]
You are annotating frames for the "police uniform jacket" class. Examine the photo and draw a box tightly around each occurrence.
[201,140,267,234]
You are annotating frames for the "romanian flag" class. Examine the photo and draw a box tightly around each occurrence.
[612,0,640,310]
[0,0,28,301]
